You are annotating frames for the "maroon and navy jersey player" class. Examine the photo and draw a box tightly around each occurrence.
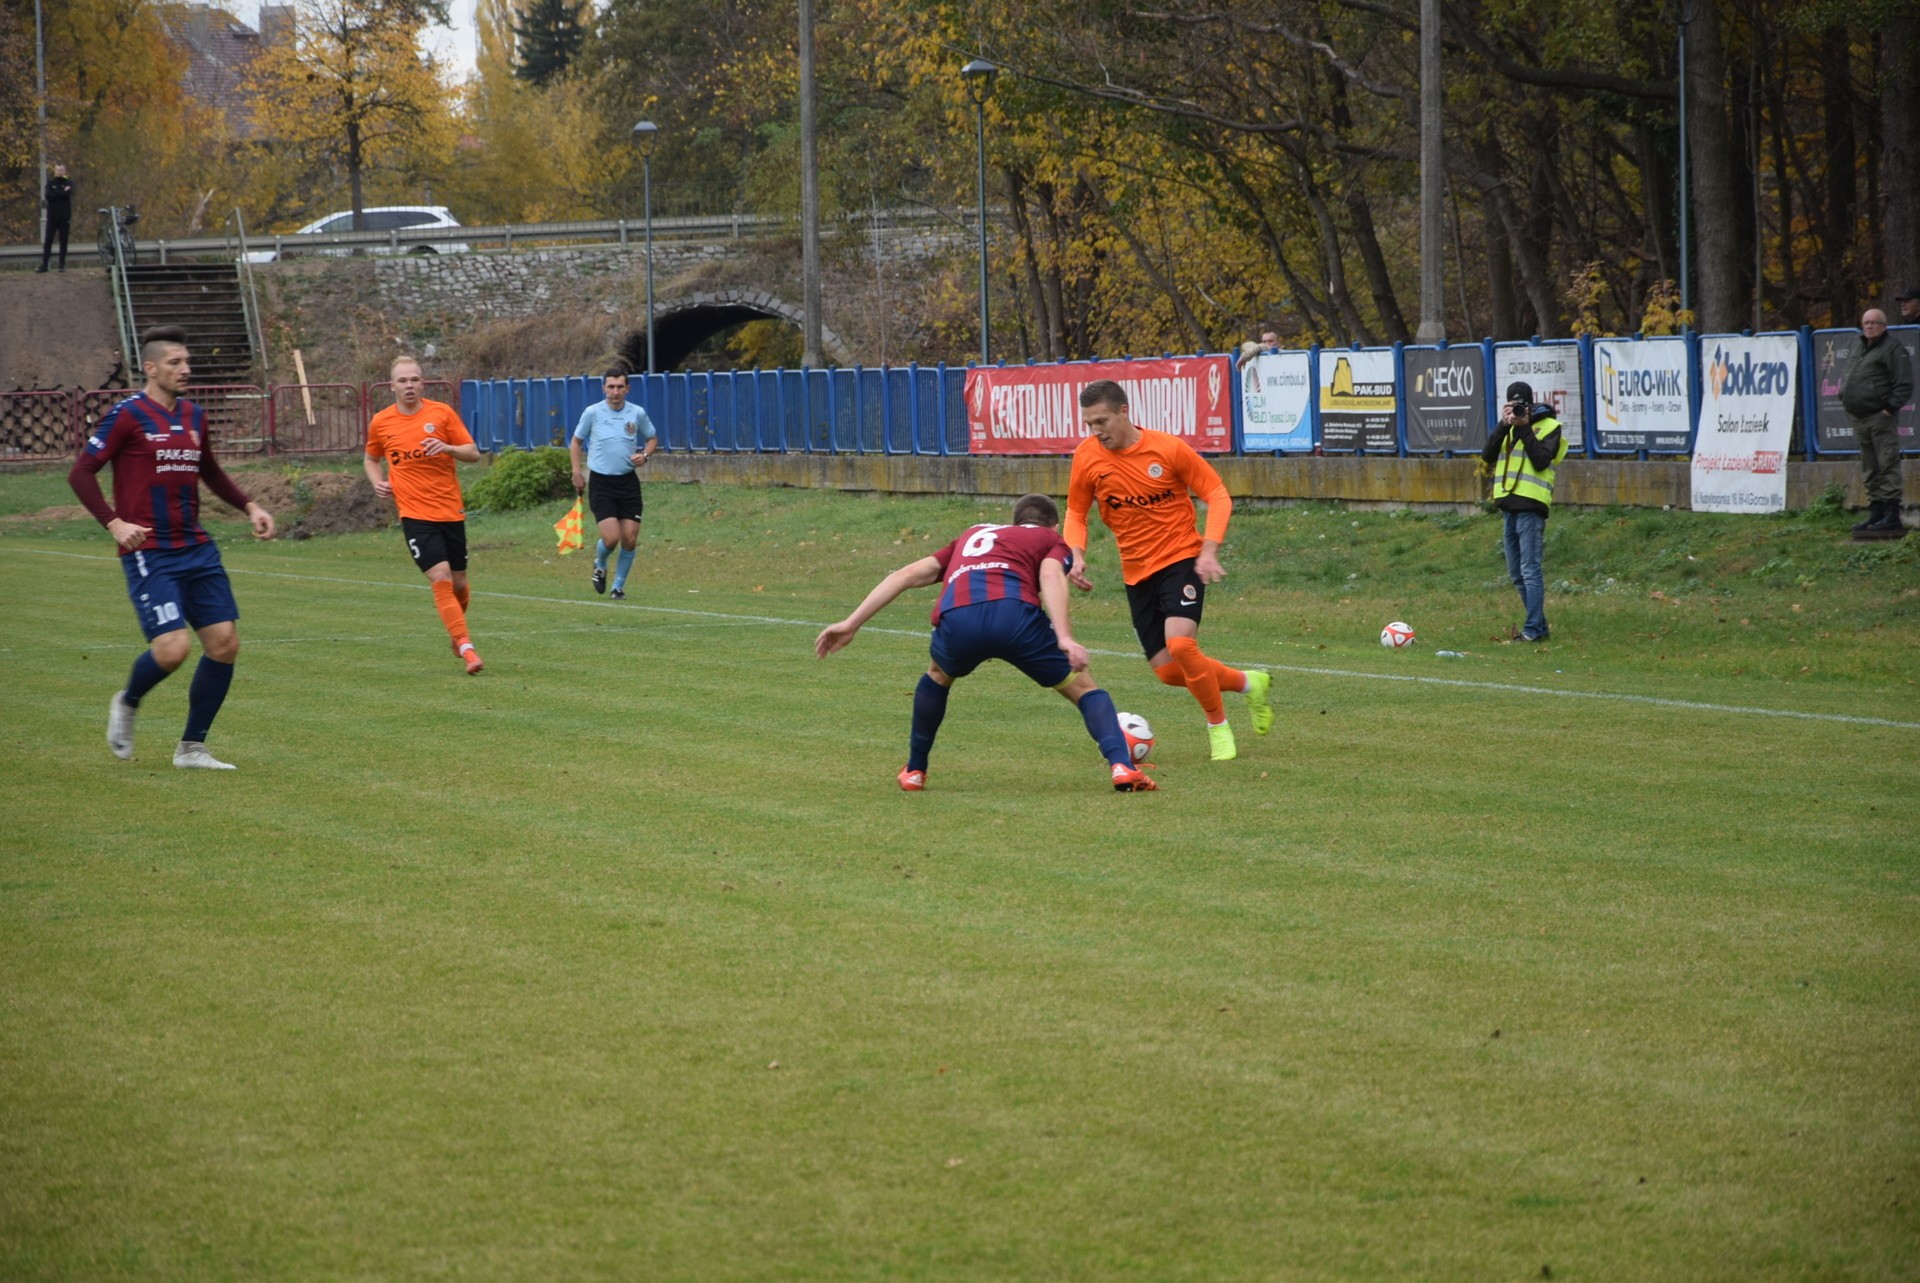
[67,325,274,771]
[927,522,1073,624]
[70,393,254,552]
[814,495,1153,794]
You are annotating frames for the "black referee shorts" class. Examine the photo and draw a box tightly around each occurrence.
[1124,557,1206,659]
[587,470,644,523]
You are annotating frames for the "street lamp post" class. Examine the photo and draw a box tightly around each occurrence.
[631,120,659,374]
[961,59,998,365]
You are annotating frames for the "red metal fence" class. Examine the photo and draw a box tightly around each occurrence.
[271,383,365,455]
[0,382,465,464]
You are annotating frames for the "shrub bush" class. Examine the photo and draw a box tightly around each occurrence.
[469,447,573,512]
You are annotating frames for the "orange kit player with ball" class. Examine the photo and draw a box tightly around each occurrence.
[1064,379,1273,762]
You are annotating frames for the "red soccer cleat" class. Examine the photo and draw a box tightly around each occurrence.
[897,766,926,792]
[1110,761,1158,792]
[457,639,484,675]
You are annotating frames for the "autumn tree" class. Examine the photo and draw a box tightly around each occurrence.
[246,0,456,227]
[512,0,587,87]
[440,0,613,223]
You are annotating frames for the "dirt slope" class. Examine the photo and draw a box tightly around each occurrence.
[0,267,123,390]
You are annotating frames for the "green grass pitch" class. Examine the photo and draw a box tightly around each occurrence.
[2,471,1916,1280]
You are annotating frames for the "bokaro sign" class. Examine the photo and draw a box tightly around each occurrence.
[965,357,1234,454]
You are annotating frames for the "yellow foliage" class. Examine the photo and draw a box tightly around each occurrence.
[244,0,456,219]
[1567,260,1611,338]
[1639,279,1695,336]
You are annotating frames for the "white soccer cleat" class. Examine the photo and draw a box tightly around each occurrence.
[107,691,136,760]
[173,741,237,770]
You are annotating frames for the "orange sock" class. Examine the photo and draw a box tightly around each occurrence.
[431,580,470,646]
[1210,658,1246,694]
[1167,636,1225,723]
[1154,661,1187,688]
[453,581,470,611]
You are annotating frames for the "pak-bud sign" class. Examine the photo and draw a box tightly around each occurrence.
[1593,338,1692,453]
[1318,350,1397,452]
[1240,350,1313,452]
[965,357,1233,455]
[1691,334,1797,514]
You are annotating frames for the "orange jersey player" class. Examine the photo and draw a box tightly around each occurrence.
[1062,378,1273,761]
[364,357,486,674]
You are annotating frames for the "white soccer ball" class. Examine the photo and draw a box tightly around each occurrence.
[1116,711,1155,763]
[1380,620,1415,649]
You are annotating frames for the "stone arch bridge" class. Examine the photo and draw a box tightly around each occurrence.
[370,228,963,371]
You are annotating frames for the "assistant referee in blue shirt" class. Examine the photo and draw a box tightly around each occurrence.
[569,368,658,599]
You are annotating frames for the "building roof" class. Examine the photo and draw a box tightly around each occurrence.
[155,3,292,143]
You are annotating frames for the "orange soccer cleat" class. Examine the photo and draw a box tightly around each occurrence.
[456,639,484,675]
[897,766,926,792]
[1110,761,1158,792]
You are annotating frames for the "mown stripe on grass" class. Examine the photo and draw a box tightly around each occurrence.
[8,545,1918,731]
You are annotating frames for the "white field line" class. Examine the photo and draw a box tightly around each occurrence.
[7,545,1918,731]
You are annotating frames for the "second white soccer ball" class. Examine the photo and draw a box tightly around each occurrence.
[1116,711,1155,763]
[1380,620,1415,649]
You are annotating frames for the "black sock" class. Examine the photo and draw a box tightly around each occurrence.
[1075,687,1131,766]
[907,674,950,771]
[124,651,169,707]
[182,657,234,744]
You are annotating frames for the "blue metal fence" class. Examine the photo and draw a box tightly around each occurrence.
[463,365,971,457]
[460,328,1916,461]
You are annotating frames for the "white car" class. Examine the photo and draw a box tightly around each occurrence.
[243,206,470,262]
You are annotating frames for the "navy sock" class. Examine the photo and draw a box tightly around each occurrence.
[1076,687,1131,766]
[182,657,234,744]
[124,650,170,707]
[907,674,950,772]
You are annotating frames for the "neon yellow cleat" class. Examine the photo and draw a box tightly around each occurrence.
[1208,720,1237,762]
[1245,669,1273,736]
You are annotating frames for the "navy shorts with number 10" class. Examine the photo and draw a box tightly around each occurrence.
[121,540,239,640]
[929,598,1071,688]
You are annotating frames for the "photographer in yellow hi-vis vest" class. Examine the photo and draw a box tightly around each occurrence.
[1480,381,1568,643]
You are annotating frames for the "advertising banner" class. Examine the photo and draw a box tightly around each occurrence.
[1811,326,1919,452]
[1317,349,1398,452]
[1403,347,1488,452]
[1240,350,1314,452]
[1493,343,1586,449]
[1691,334,1797,514]
[1593,338,1692,453]
[965,357,1234,455]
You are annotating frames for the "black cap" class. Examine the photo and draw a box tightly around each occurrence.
[1896,286,1920,302]
[1505,381,1534,404]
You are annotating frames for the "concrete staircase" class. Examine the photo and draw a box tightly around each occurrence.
[124,263,256,385]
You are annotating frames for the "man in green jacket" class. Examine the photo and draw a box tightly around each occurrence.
[1840,309,1913,539]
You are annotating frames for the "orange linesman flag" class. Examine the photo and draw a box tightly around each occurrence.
[555,497,586,555]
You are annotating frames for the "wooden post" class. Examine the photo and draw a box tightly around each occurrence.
[292,348,315,426]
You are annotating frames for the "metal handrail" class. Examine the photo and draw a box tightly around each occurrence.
[0,206,984,264]
[101,206,138,374]
[224,208,269,374]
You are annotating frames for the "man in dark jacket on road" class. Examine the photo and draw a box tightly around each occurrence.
[1840,308,1913,539]
[38,164,73,273]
